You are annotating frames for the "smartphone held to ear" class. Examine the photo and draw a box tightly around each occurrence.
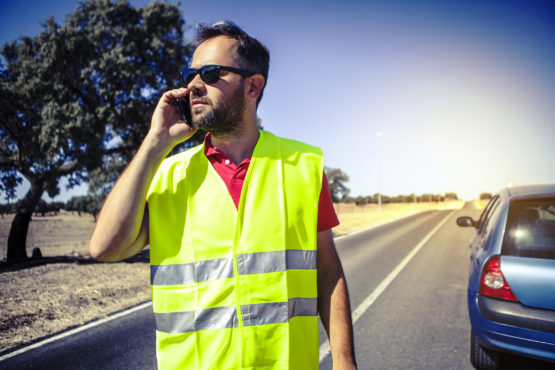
[175,95,192,124]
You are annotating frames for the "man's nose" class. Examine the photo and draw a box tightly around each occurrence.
[187,73,206,94]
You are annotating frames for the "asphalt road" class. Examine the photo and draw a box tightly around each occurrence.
[2,204,553,369]
[319,208,472,369]
[1,302,157,369]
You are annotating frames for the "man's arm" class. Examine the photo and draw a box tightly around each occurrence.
[317,229,357,369]
[89,88,196,261]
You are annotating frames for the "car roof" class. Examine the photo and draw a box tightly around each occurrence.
[501,184,555,201]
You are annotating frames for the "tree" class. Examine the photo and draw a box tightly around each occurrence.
[444,192,458,201]
[0,0,193,260]
[325,167,350,203]
[355,196,368,206]
[35,200,63,216]
[480,192,493,200]
[65,195,102,221]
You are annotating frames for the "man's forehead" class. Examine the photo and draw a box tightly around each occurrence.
[191,36,238,68]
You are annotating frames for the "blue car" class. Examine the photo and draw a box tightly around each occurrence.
[457,184,555,369]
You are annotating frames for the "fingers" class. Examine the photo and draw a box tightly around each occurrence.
[149,90,196,142]
[163,88,189,102]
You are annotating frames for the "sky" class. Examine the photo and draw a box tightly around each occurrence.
[1,0,554,201]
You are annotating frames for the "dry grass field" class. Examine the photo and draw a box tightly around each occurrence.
[0,200,467,354]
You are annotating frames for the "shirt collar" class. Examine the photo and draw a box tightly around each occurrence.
[203,132,221,158]
[203,132,253,166]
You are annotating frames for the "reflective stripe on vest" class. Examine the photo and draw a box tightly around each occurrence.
[155,297,318,333]
[150,257,234,285]
[151,249,317,285]
[237,249,317,275]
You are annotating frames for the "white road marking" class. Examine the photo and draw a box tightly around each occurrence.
[0,301,152,362]
[319,211,454,363]
[334,211,422,241]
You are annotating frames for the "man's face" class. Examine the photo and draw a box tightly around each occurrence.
[188,36,247,134]
[190,82,245,134]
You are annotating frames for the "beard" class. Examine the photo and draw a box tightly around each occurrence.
[190,84,245,135]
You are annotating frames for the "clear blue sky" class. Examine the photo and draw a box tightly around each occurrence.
[1,0,554,201]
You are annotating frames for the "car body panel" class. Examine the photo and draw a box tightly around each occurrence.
[469,292,555,362]
[478,296,555,334]
[501,256,555,310]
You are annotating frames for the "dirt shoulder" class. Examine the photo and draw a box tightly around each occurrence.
[0,201,466,355]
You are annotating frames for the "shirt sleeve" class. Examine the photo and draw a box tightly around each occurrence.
[317,172,340,232]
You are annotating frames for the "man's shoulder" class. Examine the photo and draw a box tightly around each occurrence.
[263,131,323,157]
[147,144,206,199]
[158,143,204,171]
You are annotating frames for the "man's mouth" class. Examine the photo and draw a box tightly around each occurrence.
[191,99,208,108]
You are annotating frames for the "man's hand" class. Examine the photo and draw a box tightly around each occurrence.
[147,88,198,152]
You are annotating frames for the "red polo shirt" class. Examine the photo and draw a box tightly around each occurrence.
[204,134,339,232]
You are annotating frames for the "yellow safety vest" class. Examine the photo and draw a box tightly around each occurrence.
[146,130,324,369]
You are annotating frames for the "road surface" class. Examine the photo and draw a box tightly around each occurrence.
[2,204,552,369]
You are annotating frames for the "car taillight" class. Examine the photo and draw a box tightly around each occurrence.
[479,255,519,302]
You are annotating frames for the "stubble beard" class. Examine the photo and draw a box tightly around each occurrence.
[190,85,245,135]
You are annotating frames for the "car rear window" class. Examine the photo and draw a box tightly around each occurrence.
[502,197,555,259]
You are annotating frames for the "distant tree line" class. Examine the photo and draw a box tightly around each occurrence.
[479,193,492,200]
[65,196,102,221]
[342,192,459,206]
[1,200,62,218]
[324,166,459,205]
[1,196,102,221]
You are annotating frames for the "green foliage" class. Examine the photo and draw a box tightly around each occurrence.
[0,200,63,217]
[0,201,18,217]
[390,194,416,203]
[417,193,443,202]
[2,1,187,192]
[343,192,458,205]
[35,200,64,216]
[65,195,102,221]
[444,192,458,201]
[324,167,350,203]
[354,196,368,206]
[480,192,493,200]
[0,0,194,260]
[1,0,192,195]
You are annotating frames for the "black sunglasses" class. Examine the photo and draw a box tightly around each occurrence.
[181,65,255,86]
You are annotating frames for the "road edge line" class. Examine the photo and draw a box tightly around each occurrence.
[319,210,454,362]
[0,301,153,362]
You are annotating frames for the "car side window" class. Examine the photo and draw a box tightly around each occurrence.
[479,196,501,236]
[483,199,503,238]
[478,195,499,234]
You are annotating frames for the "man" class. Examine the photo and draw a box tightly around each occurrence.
[90,21,356,369]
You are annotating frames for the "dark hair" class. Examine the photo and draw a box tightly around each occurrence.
[196,20,270,105]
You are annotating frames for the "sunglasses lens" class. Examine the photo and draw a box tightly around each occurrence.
[200,66,221,84]
[182,69,196,85]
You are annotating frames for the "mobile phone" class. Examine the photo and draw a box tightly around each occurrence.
[175,95,192,124]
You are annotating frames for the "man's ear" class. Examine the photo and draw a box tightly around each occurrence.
[245,75,265,102]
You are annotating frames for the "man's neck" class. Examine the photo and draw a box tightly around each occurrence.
[210,123,260,165]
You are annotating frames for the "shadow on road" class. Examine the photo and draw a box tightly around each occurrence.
[0,249,150,273]
[498,352,554,369]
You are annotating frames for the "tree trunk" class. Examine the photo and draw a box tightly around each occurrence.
[7,181,45,261]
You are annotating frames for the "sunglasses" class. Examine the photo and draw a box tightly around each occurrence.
[181,65,255,86]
